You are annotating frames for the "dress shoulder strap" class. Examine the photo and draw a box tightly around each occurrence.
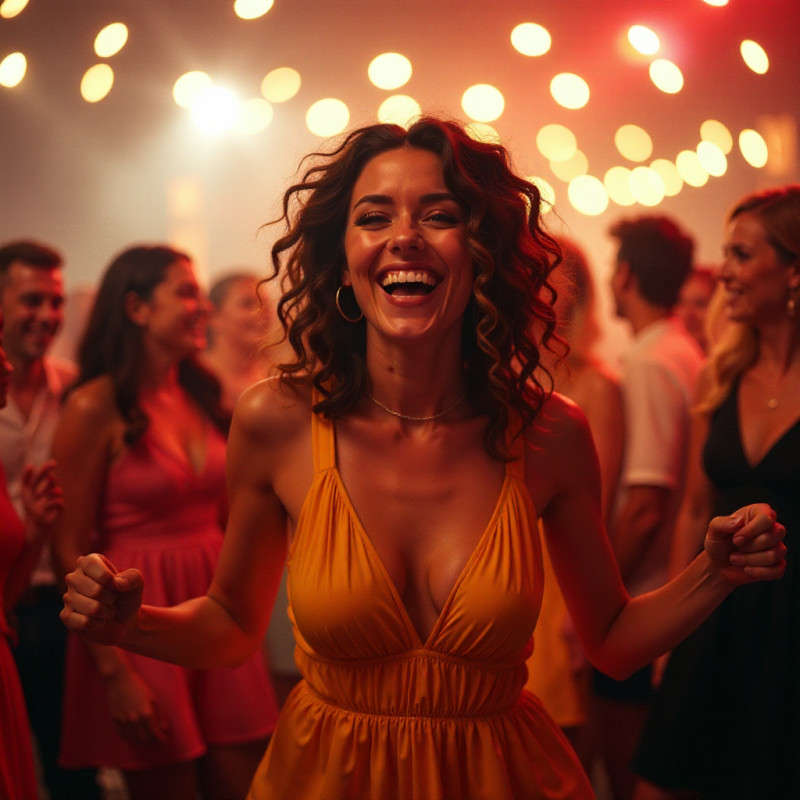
[310,388,336,473]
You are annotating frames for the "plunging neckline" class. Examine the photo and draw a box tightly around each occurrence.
[735,381,800,470]
[330,463,513,649]
[140,423,211,480]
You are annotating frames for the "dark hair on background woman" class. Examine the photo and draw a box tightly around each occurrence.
[266,116,562,460]
[71,245,229,445]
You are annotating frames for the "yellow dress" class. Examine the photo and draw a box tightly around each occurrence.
[247,409,593,799]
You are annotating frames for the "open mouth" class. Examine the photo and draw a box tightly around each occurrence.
[380,270,439,297]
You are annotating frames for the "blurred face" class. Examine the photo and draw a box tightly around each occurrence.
[0,309,12,408]
[342,147,473,347]
[676,273,715,346]
[210,278,270,351]
[720,212,799,326]
[609,257,629,319]
[132,258,209,360]
[0,262,64,365]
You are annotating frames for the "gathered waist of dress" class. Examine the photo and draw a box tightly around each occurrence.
[295,647,529,719]
[98,514,223,546]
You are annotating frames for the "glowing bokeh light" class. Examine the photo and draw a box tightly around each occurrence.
[530,176,556,214]
[629,166,665,206]
[261,67,301,103]
[700,119,733,154]
[696,141,727,177]
[649,59,684,93]
[568,175,608,215]
[650,158,683,196]
[0,0,28,19]
[94,22,128,58]
[234,0,274,20]
[0,51,26,87]
[173,71,213,109]
[605,167,636,206]
[377,95,421,127]
[741,39,769,74]
[465,122,501,144]
[511,23,551,56]
[703,0,728,5]
[739,128,768,168]
[536,124,577,161]
[237,97,273,135]
[191,86,240,134]
[306,98,350,137]
[550,73,590,109]
[80,64,114,103]
[615,124,653,162]
[550,150,588,182]
[461,83,505,122]
[368,52,412,90]
[628,25,660,56]
[676,150,709,187]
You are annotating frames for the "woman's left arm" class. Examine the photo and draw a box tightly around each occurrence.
[537,397,785,680]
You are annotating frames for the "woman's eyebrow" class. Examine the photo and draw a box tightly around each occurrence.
[352,191,457,209]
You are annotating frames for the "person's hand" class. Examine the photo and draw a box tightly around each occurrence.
[61,553,144,646]
[21,460,63,532]
[704,503,786,586]
[103,666,170,744]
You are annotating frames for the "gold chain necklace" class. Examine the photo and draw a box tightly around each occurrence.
[366,390,467,422]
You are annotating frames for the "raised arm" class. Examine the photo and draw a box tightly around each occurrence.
[536,397,785,680]
[61,380,291,669]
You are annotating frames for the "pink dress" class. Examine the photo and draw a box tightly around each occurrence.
[60,425,279,771]
[0,481,38,800]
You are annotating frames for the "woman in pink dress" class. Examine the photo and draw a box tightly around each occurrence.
[0,308,62,800]
[51,245,278,800]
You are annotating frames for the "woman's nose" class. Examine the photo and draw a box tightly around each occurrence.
[389,220,424,253]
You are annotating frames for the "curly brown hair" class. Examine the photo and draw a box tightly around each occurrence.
[266,116,561,460]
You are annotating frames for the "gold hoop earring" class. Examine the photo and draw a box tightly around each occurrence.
[336,284,364,323]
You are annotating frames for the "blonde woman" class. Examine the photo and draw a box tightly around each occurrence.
[633,185,800,800]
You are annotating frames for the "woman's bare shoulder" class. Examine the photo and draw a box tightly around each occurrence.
[62,375,119,423]
[521,392,600,515]
[536,390,592,437]
[232,377,313,444]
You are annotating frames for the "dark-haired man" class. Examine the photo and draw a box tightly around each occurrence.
[0,240,99,799]
[591,216,705,800]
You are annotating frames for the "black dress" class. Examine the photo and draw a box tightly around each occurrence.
[633,381,800,799]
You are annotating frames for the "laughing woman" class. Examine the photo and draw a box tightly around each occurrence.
[52,246,278,800]
[61,120,785,800]
[633,185,800,800]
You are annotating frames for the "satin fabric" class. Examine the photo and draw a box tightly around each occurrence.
[248,407,593,799]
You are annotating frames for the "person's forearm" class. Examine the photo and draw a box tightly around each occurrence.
[611,507,660,582]
[669,504,710,578]
[591,551,731,679]
[120,594,262,669]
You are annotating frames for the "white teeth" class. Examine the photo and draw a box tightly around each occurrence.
[380,270,436,287]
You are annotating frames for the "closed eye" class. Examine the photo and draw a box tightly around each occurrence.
[353,210,391,227]
[424,210,461,226]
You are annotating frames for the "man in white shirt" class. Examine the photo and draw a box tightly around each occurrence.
[591,217,705,800]
[0,240,99,799]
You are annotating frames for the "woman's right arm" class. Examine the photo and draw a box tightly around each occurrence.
[61,381,291,669]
